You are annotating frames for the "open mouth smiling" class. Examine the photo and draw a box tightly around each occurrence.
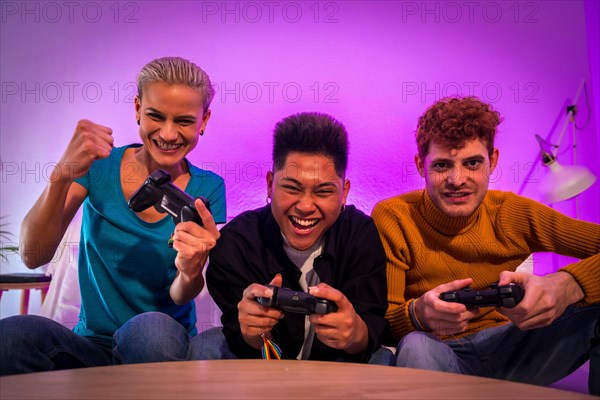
[289,216,320,231]
[154,140,184,151]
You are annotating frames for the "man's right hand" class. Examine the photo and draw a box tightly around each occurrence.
[52,119,114,182]
[415,278,480,336]
[497,271,584,330]
[238,274,285,349]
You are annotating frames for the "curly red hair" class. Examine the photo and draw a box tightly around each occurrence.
[416,96,502,159]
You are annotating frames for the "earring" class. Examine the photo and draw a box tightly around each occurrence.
[341,204,346,213]
[199,130,204,136]
[266,196,271,204]
[137,119,140,126]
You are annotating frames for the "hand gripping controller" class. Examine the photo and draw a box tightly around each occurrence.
[128,169,210,226]
[256,285,338,315]
[440,283,524,308]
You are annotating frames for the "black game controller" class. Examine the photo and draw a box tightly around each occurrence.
[440,283,524,308]
[256,285,338,315]
[128,169,210,226]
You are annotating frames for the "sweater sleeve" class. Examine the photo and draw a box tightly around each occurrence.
[502,193,600,305]
[372,200,418,343]
[559,253,600,305]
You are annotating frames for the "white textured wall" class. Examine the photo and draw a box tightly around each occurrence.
[1,1,598,319]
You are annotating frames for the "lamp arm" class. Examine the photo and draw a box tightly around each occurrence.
[551,79,585,157]
[517,79,586,196]
[517,134,559,196]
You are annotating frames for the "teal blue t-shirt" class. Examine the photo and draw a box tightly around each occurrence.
[73,145,226,347]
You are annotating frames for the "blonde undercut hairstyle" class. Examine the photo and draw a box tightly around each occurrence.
[137,56,215,113]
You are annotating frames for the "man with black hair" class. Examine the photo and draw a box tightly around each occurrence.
[205,112,388,362]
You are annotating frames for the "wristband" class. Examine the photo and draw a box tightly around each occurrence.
[409,298,429,331]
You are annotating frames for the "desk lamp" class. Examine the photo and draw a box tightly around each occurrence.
[534,81,596,205]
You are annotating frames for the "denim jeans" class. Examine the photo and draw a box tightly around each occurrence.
[190,327,237,360]
[392,304,600,395]
[368,346,396,366]
[0,315,112,375]
[193,327,385,363]
[0,312,233,375]
[114,312,237,363]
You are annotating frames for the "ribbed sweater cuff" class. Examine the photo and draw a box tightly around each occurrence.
[387,301,417,343]
[559,254,600,305]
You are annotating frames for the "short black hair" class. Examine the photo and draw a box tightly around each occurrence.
[272,112,349,177]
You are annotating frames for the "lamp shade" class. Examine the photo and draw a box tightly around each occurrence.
[538,160,597,203]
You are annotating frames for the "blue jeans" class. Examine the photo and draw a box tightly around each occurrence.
[196,327,389,363]
[191,327,237,359]
[368,346,396,366]
[114,313,236,362]
[0,312,232,375]
[0,315,112,375]
[389,304,600,394]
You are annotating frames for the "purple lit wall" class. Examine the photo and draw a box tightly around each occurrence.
[1,1,599,316]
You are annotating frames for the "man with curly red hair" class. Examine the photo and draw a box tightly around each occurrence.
[371,96,599,394]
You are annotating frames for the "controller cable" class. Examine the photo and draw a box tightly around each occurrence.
[261,334,282,360]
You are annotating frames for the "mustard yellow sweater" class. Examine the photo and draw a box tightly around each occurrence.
[372,189,600,343]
